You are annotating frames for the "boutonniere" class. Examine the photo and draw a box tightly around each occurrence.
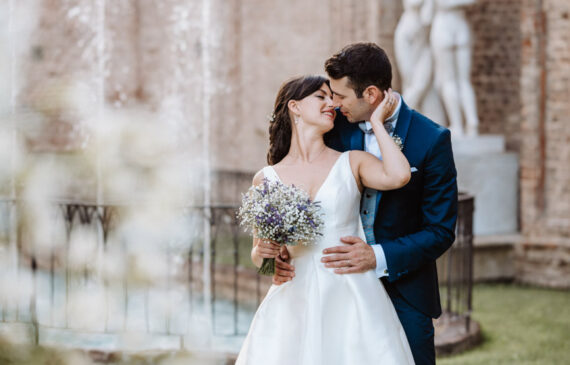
[392,134,403,151]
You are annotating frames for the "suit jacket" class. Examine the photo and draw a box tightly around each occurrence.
[324,99,458,318]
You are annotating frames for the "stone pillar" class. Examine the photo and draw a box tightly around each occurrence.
[517,0,570,288]
[453,136,519,236]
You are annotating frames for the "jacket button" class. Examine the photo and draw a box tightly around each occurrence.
[363,210,368,215]
[366,194,371,198]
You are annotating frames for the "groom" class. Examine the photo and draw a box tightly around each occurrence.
[274,43,458,365]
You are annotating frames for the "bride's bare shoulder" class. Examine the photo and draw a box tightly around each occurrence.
[252,169,265,186]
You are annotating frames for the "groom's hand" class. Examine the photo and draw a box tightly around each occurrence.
[272,246,295,285]
[321,236,376,274]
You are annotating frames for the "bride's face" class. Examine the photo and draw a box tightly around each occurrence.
[294,84,336,132]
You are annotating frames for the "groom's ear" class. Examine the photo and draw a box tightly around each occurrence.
[363,86,381,105]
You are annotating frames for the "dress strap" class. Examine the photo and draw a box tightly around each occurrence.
[261,166,280,182]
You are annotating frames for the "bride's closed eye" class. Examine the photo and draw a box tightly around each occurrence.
[315,92,332,100]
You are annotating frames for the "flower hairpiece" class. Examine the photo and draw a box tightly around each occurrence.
[267,112,276,123]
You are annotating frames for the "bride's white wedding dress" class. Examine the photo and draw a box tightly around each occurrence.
[236,151,414,365]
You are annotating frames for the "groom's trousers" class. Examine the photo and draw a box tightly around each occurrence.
[382,278,435,365]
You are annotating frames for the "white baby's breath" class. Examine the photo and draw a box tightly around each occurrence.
[238,178,324,275]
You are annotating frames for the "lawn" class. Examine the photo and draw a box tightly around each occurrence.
[439,283,570,365]
[0,284,568,364]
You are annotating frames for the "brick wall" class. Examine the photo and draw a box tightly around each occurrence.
[7,0,570,288]
[517,0,570,288]
[466,0,522,152]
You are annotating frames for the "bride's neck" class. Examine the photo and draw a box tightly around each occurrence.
[286,131,327,163]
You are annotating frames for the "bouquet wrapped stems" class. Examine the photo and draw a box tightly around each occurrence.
[258,256,277,276]
[254,236,281,276]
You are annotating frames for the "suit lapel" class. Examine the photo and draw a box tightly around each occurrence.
[374,99,413,217]
[393,100,412,148]
[350,125,364,151]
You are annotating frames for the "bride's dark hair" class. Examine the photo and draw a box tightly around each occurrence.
[267,75,330,165]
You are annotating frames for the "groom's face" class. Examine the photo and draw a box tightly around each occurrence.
[329,77,373,123]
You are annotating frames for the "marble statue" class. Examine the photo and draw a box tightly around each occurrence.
[430,0,479,137]
[395,0,433,109]
[395,0,448,129]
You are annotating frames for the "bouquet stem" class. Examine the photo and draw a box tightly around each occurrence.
[257,258,275,276]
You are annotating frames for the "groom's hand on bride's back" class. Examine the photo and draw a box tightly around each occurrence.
[272,246,295,285]
[321,236,376,274]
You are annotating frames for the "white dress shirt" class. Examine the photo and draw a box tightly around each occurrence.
[360,93,402,278]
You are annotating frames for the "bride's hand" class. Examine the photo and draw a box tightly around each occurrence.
[255,239,281,258]
[370,89,397,124]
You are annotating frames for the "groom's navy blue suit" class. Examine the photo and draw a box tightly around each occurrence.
[325,99,458,365]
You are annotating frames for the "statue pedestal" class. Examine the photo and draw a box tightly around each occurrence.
[452,135,518,235]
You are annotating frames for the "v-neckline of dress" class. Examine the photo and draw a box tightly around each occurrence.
[269,152,346,202]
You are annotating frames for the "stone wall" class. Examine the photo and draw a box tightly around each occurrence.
[212,0,403,171]
[13,0,402,172]
[4,1,570,288]
[517,0,570,288]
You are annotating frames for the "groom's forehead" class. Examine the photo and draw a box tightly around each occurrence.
[330,77,355,95]
[330,86,352,98]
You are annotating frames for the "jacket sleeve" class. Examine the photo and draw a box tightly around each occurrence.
[381,129,458,282]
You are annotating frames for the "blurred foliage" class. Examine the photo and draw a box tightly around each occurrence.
[0,339,227,364]
[0,339,90,365]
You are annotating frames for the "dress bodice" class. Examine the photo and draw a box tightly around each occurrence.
[262,151,365,258]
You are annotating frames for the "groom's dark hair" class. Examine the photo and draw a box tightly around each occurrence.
[325,42,392,98]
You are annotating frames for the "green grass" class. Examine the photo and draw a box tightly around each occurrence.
[439,284,570,364]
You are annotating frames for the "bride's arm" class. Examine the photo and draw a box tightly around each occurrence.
[250,170,281,268]
[354,91,411,191]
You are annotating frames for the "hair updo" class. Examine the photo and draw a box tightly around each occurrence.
[267,75,329,165]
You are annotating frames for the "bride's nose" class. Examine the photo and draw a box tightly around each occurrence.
[332,95,341,108]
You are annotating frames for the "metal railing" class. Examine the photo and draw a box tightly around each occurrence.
[0,199,265,345]
[437,193,475,332]
[0,194,474,345]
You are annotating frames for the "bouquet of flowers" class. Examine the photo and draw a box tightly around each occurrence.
[238,178,324,276]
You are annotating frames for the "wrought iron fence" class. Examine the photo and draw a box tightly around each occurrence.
[437,193,475,332]
[0,198,265,347]
[0,193,474,347]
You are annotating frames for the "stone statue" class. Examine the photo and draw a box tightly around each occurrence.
[394,0,448,128]
[395,0,433,109]
[430,0,479,137]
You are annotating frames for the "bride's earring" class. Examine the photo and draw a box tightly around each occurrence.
[294,115,301,125]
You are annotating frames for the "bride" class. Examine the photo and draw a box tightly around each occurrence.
[236,75,415,364]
